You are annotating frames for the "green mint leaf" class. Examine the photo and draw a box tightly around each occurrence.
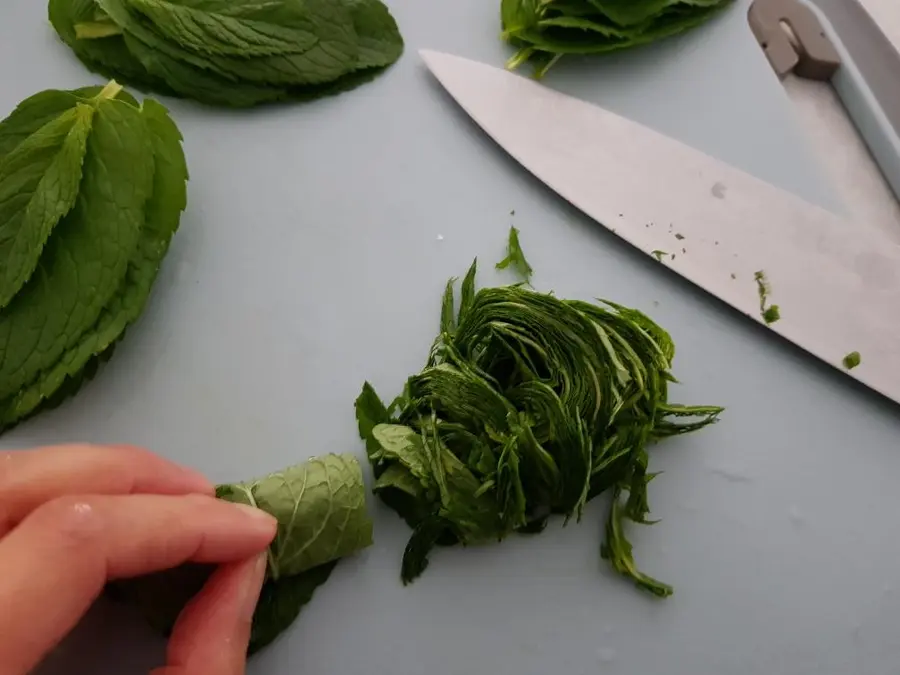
[50,0,179,96]
[248,561,338,654]
[502,0,732,75]
[52,0,404,107]
[400,516,450,584]
[0,95,153,401]
[495,225,533,281]
[0,104,93,309]
[371,424,434,486]
[0,97,188,430]
[0,86,136,163]
[122,0,320,56]
[342,0,404,70]
[354,381,392,462]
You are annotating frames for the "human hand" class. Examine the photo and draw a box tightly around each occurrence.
[0,444,278,675]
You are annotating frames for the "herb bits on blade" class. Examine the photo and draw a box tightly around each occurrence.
[0,82,186,434]
[356,259,722,597]
[49,0,405,107]
[502,0,734,77]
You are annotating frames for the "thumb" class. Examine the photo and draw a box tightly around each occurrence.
[150,552,267,675]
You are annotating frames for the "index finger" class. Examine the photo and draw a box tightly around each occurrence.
[0,493,276,675]
[0,444,212,534]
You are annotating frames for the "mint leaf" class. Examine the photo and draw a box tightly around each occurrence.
[123,0,320,57]
[343,0,404,70]
[51,0,405,107]
[0,94,153,401]
[502,0,732,76]
[49,0,178,95]
[248,561,337,654]
[0,97,187,429]
[0,104,93,309]
[354,381,392,462]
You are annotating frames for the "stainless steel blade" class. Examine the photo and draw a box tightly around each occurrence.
[420,49,900,404]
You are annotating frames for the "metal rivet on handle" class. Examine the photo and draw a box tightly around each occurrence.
[748,0,841,80]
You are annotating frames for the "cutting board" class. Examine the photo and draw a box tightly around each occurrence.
[2,1,899,674]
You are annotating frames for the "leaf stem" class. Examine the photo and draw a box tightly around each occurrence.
[96,80,124,101]
[74,20,123,39]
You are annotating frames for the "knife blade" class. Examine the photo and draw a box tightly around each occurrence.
[420,49,900,405]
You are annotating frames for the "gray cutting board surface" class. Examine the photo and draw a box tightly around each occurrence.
[2,1,900,674]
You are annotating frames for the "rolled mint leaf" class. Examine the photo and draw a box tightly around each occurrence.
[109,454,373,654]
[217,453,374,579]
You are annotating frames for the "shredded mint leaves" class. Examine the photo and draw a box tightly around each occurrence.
[496,225,533,282]
[109,454,374,654]
[501,0,734,78]
[356,260,722,596]
[0,83,186,433]
[49,0,405,107]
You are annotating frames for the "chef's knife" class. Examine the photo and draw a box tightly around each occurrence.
[420,49,900,405]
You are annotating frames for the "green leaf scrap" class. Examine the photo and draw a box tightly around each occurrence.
[842,351,861,370]
[754,270,780,325]
[356,260,722,595]
[496,226,534,282]
[109,454,374,654]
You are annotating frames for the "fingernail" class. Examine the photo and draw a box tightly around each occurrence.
[239,553,269,621]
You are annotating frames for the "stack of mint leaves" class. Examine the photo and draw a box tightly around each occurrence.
[110,454,375,654]
[49,0,405,108]
[356,259,722,597]
[0,82,186,433]
[502,0,734,77]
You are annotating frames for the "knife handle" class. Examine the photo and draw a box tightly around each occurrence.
[749,0,900,207]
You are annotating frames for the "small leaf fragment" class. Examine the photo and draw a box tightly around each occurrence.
[842,351,861,370]
[754,270,780,325]
[496,225,533,282]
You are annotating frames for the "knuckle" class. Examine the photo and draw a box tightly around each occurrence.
[32,495,106,545]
